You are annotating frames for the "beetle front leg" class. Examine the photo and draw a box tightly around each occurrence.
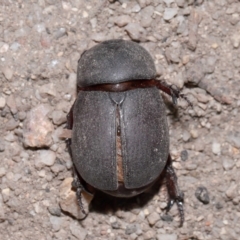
[164,154,184,227]
[155,80,192,106]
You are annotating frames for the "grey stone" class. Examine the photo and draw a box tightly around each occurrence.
[2,66,13,80]
[52,110,66,125]
[48,206,62,217]
[180,150,188,161]
[147,212,160,226]
[114,15,132,27]
[140,6,154,28]
[91,32,106,42]
[70,222,88,240]
[227,131,240,148]
[49,216,62,232]
[132,4,141,13]
[163,8,178,21]
[54,27,66,39]
[36,149,56,167]
[222,156,235,171]
[157,234,177,240]
[51,163,65,174]
[0,194,5,222]
[195,186,210,204]
[6,95,17,115]
[176,0,185,7]
[212,142,221,155]
[0,97,6,109]
[225,183,238,199]
[143,229,155,240]
[125,224,138,235]
[163,0,175,7]
[125,23,146,41]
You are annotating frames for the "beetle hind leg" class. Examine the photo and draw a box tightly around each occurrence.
[163,154,184,227]
[72,168,86,215]
[72,166,95,217]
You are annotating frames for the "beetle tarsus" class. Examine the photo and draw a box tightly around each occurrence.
[72,168,87,215]
[164,155,184,227]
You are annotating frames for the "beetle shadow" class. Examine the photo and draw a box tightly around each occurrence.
[89,176,166,216]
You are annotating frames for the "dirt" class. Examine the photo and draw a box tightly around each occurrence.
[0,0,240,239]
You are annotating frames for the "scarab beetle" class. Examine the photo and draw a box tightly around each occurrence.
[67,39,184,226]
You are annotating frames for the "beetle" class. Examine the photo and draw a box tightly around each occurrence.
[67,39,185,226]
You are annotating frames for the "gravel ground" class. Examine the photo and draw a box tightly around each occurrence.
[0,0,240,239]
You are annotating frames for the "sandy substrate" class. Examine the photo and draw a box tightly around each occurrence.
[0,0,239,239]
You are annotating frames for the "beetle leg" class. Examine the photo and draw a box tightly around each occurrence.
[72,167,87,215]
[164,154,184,227]
[72,165,96,216]
[155,80,192,107]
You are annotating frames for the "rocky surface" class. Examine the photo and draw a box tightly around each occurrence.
[0,0,240,239]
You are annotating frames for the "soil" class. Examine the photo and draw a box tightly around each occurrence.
[0,0,240,240]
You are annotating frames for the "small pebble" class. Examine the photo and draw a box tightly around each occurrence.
[51,163,65,174]
[36,149,56,167]
[70,222,88,240]
[125,23,145,41]
[195,186,210,204]
[54,27,66,39]
[125,224,138,235]
[140,6,154,28]
[163,0,175,7]
[0,194,5,222]
[52,110,66,125]
[0,42,9,53]
[0,167,6,177]
[2,67,13,80]
[163,8,178,21]
[6,95,17,114]
[49,216,62,232]
[157,234,177,240]
[40,83,57,97]
[91,33,106,42]
[212,142,221,155]
[161,214,173,222]
[143,230,156,239]
[0,97,6,109]
[5,119,18,131]
[227,131,240,148]
[182,130,191,142]
[180,150,188,161]
[114,15,132,27]
[23,104,54,148]
[222,156,235,171]
[176,0,185,7]
[2,188,10,202]
[132,4,141,13]
[225,183,237,199]
[147,212,160,226]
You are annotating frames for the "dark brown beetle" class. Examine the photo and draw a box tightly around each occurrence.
[67,39,185,226]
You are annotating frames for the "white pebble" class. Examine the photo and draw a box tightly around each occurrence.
[37,150,56,166]
[212,142,221,155]
[0,97,6,109]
